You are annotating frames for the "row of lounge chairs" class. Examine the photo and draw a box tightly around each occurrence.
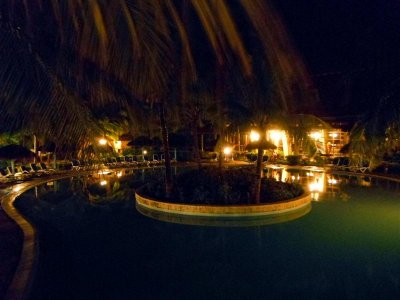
[0,154,177,184]
[0,162,56,183]
[330,157,368,173]
[103,154,176,169]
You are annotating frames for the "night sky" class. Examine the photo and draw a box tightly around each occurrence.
[273,0,400,116]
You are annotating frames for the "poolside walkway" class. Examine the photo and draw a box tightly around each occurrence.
[0,187,23,300]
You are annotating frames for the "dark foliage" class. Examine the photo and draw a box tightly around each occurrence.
[142,168,303,205]
[286,155,301,165]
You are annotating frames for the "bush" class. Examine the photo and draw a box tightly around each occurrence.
[286,155,301,165]
[141,167,304,205]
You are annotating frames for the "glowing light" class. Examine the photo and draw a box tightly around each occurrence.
[13,186,22,192]
[308,174,325,193]
[328,178,338,185]
[223,146,232,155]
[310,131,322,140]
[114,140,122,150]
[329,132,338,138]
[311,192,320,201]
[250,130,260,142]
[309,181,324,192]
[269,130,281,141]
[117,171,123,177]
[98,169,111,175]
[100,180,107,186]
[99,138,107,145]
[267,130,289,157]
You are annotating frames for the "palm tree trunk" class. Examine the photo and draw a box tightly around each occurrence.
[216,62,225,172]
[192,124,202,169]
[158,101,172,197]
[254,147,263,203]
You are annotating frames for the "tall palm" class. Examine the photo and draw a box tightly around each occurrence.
[1,1,311,196]
[284,114,331,156]
[347,81,400,169]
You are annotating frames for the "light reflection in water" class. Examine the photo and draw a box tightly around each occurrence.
[14,166,400,300]
[265,167,378,202]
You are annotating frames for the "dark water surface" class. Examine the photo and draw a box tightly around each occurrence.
[14,168,400,300]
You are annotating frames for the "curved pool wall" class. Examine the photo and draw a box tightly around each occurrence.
[1,174,76,300]
[135,191,311,217]
[9,167,400,299]
[136,202,312,227]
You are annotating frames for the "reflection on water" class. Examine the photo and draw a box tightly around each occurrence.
[136,202,312,227]
[13,166,400,300]
[27,167,400,207]
[266,167,400,202]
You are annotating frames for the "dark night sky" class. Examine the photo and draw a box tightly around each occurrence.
[272,0,400,116]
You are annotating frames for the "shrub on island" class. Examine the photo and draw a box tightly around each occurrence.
[141,167,304,205]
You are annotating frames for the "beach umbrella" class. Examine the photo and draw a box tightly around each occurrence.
[0,144,34,174]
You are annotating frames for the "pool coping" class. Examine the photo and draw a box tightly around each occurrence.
[136,191,312,217]
[0,174,77,300]
[1,165,400,300]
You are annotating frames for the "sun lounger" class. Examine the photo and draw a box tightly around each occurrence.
[39,162,56,173]
[30,163,51,176]
[7,166,31,180]
[0,168,16,183]
[19,165,43,177]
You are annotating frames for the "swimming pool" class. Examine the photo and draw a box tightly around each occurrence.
[14,168,400,299]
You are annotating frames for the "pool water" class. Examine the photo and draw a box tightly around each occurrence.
[14,168,400,300]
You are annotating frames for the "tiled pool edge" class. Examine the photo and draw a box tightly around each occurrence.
[135,192,312,217]
[1,175,72,300]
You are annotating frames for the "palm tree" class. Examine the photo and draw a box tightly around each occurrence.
[1,1,311,198]
[346,81,400,170]
[284,114,331,156]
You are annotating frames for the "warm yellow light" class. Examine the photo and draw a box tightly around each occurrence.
[114,140,122,150]
[329,132,338,138]
[99,138,107,145]
[328,178,338,185]
[13,186,22,192]
[143,150,147,155]
[309,182,322,192]
[117,171,123,177]
[250,130,260,142]
[98,169,111,175]
[223,146,232,155]
[311,192,320,201]
[269,130,281,141]
[310,131,322,140]
[100,180,107,186]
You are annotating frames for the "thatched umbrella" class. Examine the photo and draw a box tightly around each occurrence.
[0,144,34,174]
